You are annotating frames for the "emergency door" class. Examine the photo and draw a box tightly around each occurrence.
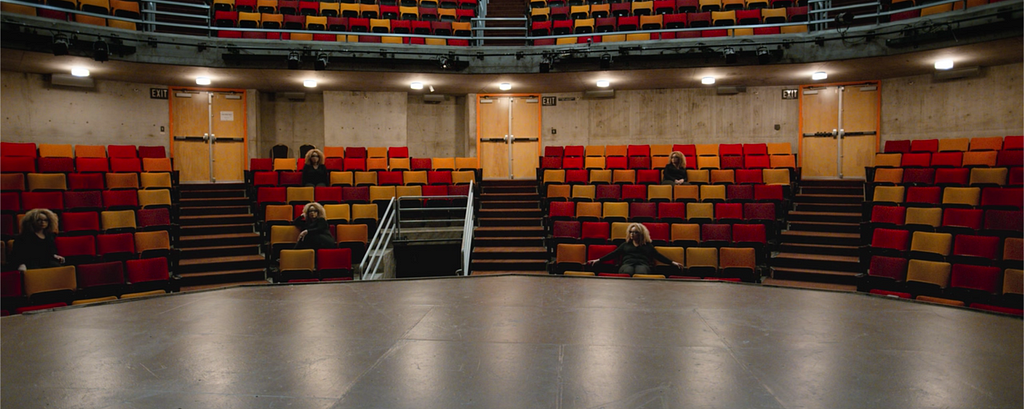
[478,95,541,179]
[800,83,879,179]
[170,89,247,183]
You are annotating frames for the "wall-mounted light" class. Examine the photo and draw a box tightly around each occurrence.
[70,67,90,77]
[303,79,317,88]
[596,80,610,88]
[934,59,954,70]
[701,76,716,85]
[499,82,512,91]
[812,71,827,80]
[410,82,423,90]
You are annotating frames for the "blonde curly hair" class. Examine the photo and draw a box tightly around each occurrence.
[669,151,687,168]
[302,202,327,219]
[20,208,59,235]
[304,148,324,166]
[627,223,652,246]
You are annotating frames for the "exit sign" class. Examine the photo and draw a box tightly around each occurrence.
[150,88,169,99]
[541,96,557,106]
[782,89,798,99]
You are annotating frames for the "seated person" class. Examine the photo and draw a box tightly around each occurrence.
[587,223,681,275]
[12,208,65,271]
[662,150,687,185]
[293,202,337,250]
[302,148,329,187]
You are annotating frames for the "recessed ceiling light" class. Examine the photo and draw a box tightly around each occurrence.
[701,76,716,85]
[499,82,512,91]
[195,77,211,85]
[812,71,828,80]
[303,79,317,88]
[410,82,423,90]
[70,67,90,77]
[934,59,954,70]
[596,80,610,88]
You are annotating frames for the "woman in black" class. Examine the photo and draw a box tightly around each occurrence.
[662,150,688,185]
[12,208,65,271]
[302,148,329,187]
[587,223,682,275]
[293,202,337,250]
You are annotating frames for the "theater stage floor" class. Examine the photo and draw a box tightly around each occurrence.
[2,275,1021,409]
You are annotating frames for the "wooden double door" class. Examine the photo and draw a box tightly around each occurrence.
[170,89,247,183]
[800,83,880,179]
[477,95,541,180]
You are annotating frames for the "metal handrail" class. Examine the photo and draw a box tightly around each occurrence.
[460,180,475,276]
[359,197,396,280]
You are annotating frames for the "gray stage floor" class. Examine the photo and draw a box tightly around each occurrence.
[2,275,1021,409]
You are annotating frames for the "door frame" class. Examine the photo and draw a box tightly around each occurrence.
[797,80,881,179]
[475,93,543,179]
[168,86,249,172]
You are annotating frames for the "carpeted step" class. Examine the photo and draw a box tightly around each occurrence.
[179,223,255,236]
[178,197,252,207]
[472,247,548,260]
[474,236,545,247]
[480,200,540,210]
[793,194,863,204]
[478,208,545,218]
[478,217,543,227]
[798,180,864,187]
[793,203,861,213]
[479,192,540,201]
[179,189,247,199]
[778,230,861,246]
[176,254,267,274]
[176,232,262,248]
[482,185,538,194]
[786,211,861,224]
[777,242,861,257]
[761,277,857,292]
[179,205,252,216]
[770,266,860,285]
[471,259,548,271]
[787,221,860,233]
[179,244,261,259]
[800,186,864,196]
[176,268,267,287]
[178,214,255,226]
[178,183,247,191]
[474,226,546,237]
[771,252,862,272]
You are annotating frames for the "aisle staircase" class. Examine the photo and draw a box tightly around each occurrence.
[174,183,267,289]
[469,179,548,275]
[769,179,865,290]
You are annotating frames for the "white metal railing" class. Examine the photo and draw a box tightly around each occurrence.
[359,197,396,280]
[461,180,475,276]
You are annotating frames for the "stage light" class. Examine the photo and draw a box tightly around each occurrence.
[439,56,450,70]
[702,76,716,85]
[314,53,328,71]
[756,47,770,64]
[303,79,317,88]
[934,59,954,70]
[600,53,611,70]
[93,40,108,62]
[596,79,610,88]
[812,71,827,80]
[52,34,69,56]
[411,82,423,90]
[287,52,301,69]
[723,47,736,64]
[499,82,512,91]
[834,12,854,25]
[195,76,211,85]
[70,67,90,77]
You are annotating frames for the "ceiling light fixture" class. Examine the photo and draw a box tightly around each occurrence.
[303,79,317,88]
[723,48,737,64]
[195,76,211,85]
[756,47,770,65]
[596,80,610,88]
[70,67,90,77]
[314,53,328,71]
[934,59,954,70]
[410,82,423,90]
[812,71,828,80]
[600,54,611,70]
[52,34,70,56]
[499,82,512,91]
[701,76,716,85]
[287,52,301,70]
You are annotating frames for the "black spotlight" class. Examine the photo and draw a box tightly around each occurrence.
[723,47,736,64]
[515,51,524,60]
[834,12,854,26]
[756,47,770,64]
[52,34,70,56]
[93,39,108,62]
[600,53,611,70]
[438,56,450,70]
[314,53,328,71]
[287,51,301,69]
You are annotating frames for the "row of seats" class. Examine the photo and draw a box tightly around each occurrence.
[868,167,1023,188]
[266,223,369,263]
[553,243,760,281]
[3,229,174,267]
[545,183,789,204]
[541,143,797,170]
[253,170,477,187]
[218,31,472,44]
[2,189,175,215]
[0,142,167,159]
[882,136,1022,154]
[1,172,175,193]
[865,186,1022,210]
[276,248,355,282]
[530,0,805,11]
[544,142,793,157]
[547,201,781,225]
[214,12,476,31]
[530,7,807,32]
[213,0,479,14]
[867,228,1021,266]
[872,150,1021,169]
[550,221,770,251]
[0,157,174,174]
[0,0,141,30]
[0,258,172,315]
[541,168,794,187]
[252,157,478,172]
[254,183,470,213]
[861,205,1022,241]
[2,207,175,239]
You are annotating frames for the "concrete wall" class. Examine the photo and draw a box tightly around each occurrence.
[1,71,170,148]
[880,62,1024,141]
[3,62,1021,160]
